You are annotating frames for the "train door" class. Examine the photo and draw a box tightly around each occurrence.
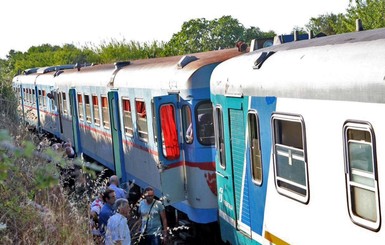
[69,88,82,154]
[154,94,185,205]
[108,91,126,182]
[215,96,251,237]
[34,85,41,131]
[20,85,25,124]
[56,92,64,134]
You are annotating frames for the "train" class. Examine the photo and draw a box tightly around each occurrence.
[11,47,246,241]
[12,27,385,244]
[210,27,385,244]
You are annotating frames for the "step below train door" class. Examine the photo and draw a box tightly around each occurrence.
[154,94,185,205]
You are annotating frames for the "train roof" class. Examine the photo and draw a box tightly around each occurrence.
[211,27,385,103]
[114,48,243,89]
[54,63,117,87]
[53,48,242,89]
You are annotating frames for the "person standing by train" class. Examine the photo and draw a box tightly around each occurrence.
[108,175,127,199]
[90,188,105,244]
[138,187,168,245]
[99,189,116,237]
[105,198,131,245]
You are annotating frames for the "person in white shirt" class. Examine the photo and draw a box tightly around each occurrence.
[105,198,131,245]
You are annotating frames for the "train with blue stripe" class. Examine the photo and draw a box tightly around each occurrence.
[211,27,385,244]
[12,48,245,238]
[12,27,385,244]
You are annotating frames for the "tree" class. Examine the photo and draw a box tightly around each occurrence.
[165,16,275,55]
[305,13,344,35]
[306,0,385,35]
[342,0,385,31]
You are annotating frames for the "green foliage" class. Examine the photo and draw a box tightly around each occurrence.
[95,39,167,63]
[0,123,94,244]
[305,13,344,35]
[306,0,385,35]
[343,0,385,31]
[165,16,275,55]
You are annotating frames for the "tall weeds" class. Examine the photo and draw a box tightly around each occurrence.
[0,96,96,244]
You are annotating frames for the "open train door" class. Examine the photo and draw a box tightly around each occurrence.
[108,90,126,182]
[154,94,185,205]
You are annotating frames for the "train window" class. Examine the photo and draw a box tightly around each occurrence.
[92,95,100,126]
[62,92,68,115]
[135,99,148,141]
[159,104,180,160]
[51,92,57,111]
[343,121,380,231]
[152,101,158,145]
[32,89,35,104]
[42,90,46,108]
[248,111,262,186]
[84,95,91,123]
[38,90,42,107]
[77,93,84,121]
[215,106,226,169]
[271,113,309,203]
[101,96,110,129]
[182,105,193,144]
[122,98,133,136]
[196,101,214,145]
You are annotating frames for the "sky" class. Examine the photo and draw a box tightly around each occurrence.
[0,0,350,59]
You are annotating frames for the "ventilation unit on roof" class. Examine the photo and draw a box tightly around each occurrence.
[177,55,198,69]
[114,61,131,69]
[253,51,275,69]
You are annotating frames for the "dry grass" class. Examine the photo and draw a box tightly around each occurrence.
[0,108,96,244]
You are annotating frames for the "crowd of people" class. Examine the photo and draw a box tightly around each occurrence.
[89,176,169,245]
[48,139,170,244]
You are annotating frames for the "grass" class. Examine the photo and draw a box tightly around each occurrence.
[0,94,186,245]
[0,100,97,244]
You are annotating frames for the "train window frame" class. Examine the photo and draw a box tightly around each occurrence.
[248,110,263,186]
[84,94,91,123]
[101,95,110,129]
[92,95,100,126]
[77,93,84,121]
[196,101,215,146]
[271,113,309,204]
[343,121,380,231]
[122,97,133,136]
[135,98,148,141]
[214,105,226,169]
[182,105,193,144]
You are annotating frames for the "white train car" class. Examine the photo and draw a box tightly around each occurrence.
[54,63,122,170]
[210,28,385,244]
[113,48,243,225]
[12,66,73,135]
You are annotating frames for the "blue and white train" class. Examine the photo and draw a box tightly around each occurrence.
[12,48,244,236]
[13,27,385,244]
[211,28,385,244]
